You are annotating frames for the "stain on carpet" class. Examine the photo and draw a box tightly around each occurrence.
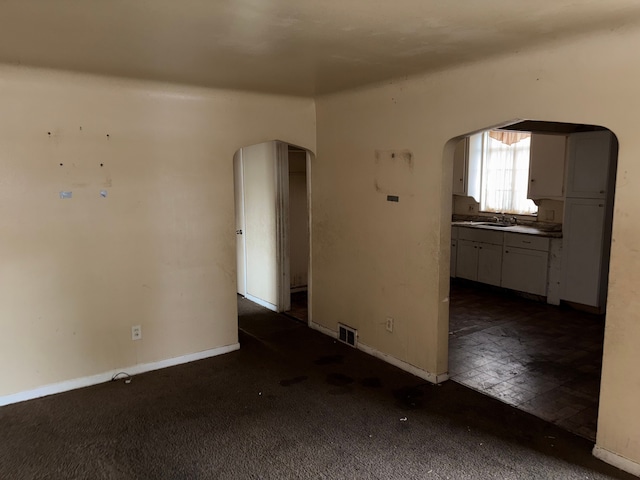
[280,376,309,387]
[326,373,354,387]
[361,377,382,388]
[315,355,344,365]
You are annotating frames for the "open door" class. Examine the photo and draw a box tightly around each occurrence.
[233,149,247,297]
[234,140,309,315]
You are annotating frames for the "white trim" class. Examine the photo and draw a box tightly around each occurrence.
[0,343,240,407]
[309,321,447,384]
[310,321,337,339]
[593,446,640,477]
[245,293,277,312]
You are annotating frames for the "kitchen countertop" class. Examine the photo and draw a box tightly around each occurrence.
[452,221,563,238]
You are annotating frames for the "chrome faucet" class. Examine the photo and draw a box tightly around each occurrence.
[492,214,517,225]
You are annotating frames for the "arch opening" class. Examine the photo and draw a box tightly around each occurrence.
[233,140,314,326]
[443,119,619,442]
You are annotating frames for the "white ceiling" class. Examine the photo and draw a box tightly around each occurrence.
[2,0,640,96]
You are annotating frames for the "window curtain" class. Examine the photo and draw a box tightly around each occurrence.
[480,131,537,215]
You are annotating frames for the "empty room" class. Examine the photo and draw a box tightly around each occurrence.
[1,1,640,478]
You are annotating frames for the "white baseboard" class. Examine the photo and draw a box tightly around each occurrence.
[593,445,640,477]
[310,320,337,339]
[245,293,278,312]
[0,343,240,407]
[309,321,447,384]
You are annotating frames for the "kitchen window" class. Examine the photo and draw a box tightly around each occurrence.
[479,131,538,216]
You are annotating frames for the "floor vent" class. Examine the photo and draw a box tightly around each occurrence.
[338,323,357,348]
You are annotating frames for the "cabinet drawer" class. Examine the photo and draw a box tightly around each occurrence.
[504,233,549,252]
[458,227,504,245]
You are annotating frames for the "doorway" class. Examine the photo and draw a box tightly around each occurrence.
[284,146,310,323]
[234,141,311,323]
[447,121,618,441]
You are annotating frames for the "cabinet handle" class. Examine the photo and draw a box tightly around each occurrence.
[598,204,604,207]
[479,246,483,249]
[522,240,531,244]
[599,190,605,194]
[530,179,535,182]
[505,250,509,253]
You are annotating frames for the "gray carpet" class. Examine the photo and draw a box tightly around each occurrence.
[0,296,635,480]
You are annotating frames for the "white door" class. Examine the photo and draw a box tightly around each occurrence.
[233,149,247,296]
[561,198,607,307]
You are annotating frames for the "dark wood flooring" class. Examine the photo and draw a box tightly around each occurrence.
[449,279,605,440]
[286,290,308,323]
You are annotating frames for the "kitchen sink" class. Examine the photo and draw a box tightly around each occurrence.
[477,222,512,227]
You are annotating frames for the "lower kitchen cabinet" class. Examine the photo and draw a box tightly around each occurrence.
[502,246,549,296]
[456,239,502,286]
[456,239,479,281]
[450,227,458,277]
[477,242,502,286]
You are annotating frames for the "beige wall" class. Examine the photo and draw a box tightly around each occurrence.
[243,141,279,307]
[314,27,640,464]
[0,65,315,396]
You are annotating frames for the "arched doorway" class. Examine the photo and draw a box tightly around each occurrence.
[233,140,313,324]
[446,120,618,441]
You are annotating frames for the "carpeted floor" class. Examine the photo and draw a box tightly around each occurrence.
[0,297,635,479]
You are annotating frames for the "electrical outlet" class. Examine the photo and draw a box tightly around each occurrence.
[386,317,394,333]
[131,325,142,341]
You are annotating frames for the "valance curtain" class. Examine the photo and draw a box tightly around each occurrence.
[480,131,538,215]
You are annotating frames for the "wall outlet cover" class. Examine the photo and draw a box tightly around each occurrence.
[131,325,142,341]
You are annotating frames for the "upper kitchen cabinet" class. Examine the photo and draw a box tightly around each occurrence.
[527,133,567,199]
[452,133,482,202]
[566,131,614,199]
[452,137,468,195]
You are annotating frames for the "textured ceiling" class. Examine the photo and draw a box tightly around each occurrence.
[2,0,640,96]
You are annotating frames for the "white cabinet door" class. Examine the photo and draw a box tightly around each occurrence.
[450,226,458,278]
[477,242,502,286]
[566,131,612,199]
[456,239,478,281]
[451,239,457,278]
[452,137,468,195]
[528,134,566,199]
[502,246,549,296]
[561,198,606,307]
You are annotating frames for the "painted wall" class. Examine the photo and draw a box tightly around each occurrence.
[243,141,279,307]
[314,26,640,465]
[289,151,309,289]
[0,66,315,398]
